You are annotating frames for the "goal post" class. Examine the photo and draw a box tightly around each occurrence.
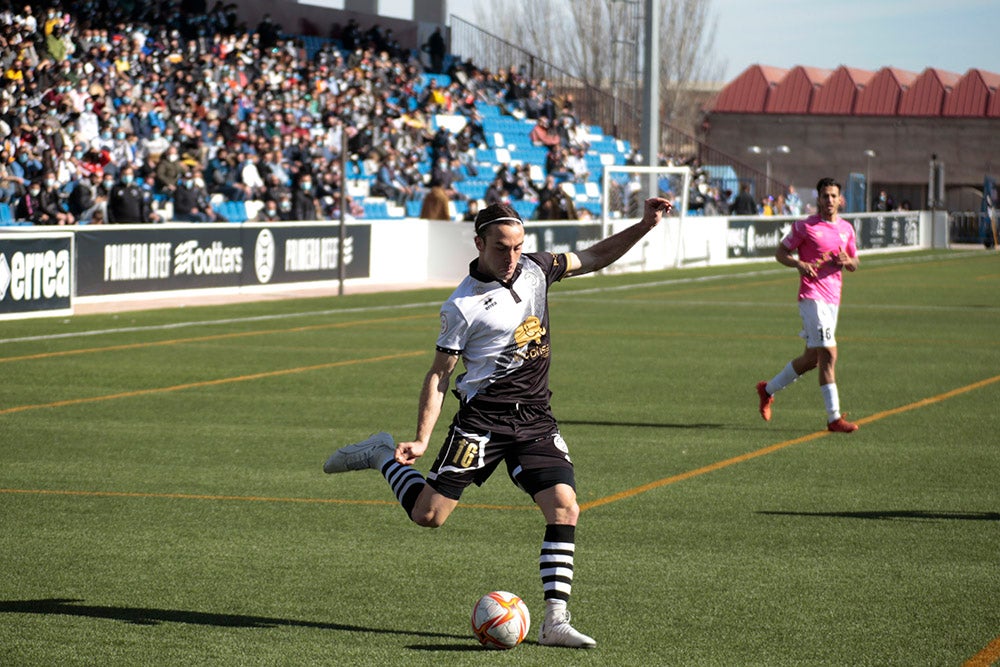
[601,164,693,269]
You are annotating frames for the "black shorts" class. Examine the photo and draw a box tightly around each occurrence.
[426,400,576,501]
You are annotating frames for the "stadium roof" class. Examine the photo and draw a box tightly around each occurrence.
[707,64,1000,118]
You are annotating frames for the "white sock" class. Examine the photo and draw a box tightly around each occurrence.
[765,361,799,395]
[545,599,567,618]
[821,383,840,422]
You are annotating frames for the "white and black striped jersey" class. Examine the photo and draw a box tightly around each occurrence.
[436,252,570,404]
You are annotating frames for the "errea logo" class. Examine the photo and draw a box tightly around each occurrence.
[0,253,10,300]
[0,248,71,302]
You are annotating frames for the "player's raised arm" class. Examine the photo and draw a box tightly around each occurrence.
[565,197,672,276]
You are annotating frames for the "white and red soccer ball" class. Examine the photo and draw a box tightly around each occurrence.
[471,591,531,650]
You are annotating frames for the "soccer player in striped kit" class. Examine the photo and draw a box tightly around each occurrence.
[757,177,860,432]
[325,197,671,648]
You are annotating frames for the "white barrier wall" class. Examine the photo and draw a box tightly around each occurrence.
[364,210,932,287]
[0,211,935,319]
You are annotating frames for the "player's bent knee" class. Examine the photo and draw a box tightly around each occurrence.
[411,510,448,528]
[409,487,458,528]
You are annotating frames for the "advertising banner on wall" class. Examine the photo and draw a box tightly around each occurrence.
[726,213,921,259]
[0,233,73,318]
[522,222,604,255]
[257,223,371,285]
[843,213,921,250]
[75,223,372,297]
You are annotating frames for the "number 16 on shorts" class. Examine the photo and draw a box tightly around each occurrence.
[440,430,489,474]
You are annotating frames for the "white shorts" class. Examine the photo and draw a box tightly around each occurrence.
[798,299,839,348]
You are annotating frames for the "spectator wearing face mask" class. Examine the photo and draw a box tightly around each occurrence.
[67,171,103,223]
[291,173,321,220]
[256,197,286,222]
[172,171,215,222]
[141,126,171,163]
[22,172,75,225]
[107,166,154,223]
[154,146,184,195]
[16,179,45,224]
[276,191,294,220]
[109,129,136,167]
[75,99,101,145]
[14,148,44,182]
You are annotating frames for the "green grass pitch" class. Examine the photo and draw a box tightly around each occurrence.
[2,249,999,666]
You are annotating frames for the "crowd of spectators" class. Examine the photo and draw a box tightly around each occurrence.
[0,1,591,225]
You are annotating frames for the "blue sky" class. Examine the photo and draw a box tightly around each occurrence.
[436,0,1000,82]
[709,0,999,81]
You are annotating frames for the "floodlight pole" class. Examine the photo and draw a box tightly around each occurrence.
[338,126,347,297]
[748,145,790,198]
[640,0,660,199]
[864,149,876,212]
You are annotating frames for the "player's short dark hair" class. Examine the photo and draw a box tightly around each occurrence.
[816,177,841,193]
[474,202,523,238]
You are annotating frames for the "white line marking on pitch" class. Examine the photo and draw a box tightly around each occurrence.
[0,251,984,345]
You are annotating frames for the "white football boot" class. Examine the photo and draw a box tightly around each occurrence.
[538,608,596,649]
[323,432,395,473]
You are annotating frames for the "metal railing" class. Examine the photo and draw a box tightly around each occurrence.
[659,123,786,204]
[950,211,997,246]
[448,15,777,209]
[449,16,640,143]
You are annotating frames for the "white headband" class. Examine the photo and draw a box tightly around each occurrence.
[475,216,523,233]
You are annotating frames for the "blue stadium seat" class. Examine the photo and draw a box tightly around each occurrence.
[211,200,247,222]
[413,73,452,95]
[406,199,424,217]
[475,101,501,117]
[512,200,536,219]
[230,201,248,222]
[426,73,452,88]
[455,180,487,200]
[0,203,12,225]
[363,200,389,219]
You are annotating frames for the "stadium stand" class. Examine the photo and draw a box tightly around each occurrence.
[0,1,649,226]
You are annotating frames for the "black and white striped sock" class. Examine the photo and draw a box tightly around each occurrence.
[380,460,426,519]
[540,524,575,602]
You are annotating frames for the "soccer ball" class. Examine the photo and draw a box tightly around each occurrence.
[471,591,531,650]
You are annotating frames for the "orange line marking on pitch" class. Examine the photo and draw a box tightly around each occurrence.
[964,634,1000,667]
[0,314,431,364]
[580,431,826,512]
[10,374,998,514]
[581,372,1000,512]
[0,351,424,416]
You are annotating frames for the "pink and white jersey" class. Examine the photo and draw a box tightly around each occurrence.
[780,214,857,305]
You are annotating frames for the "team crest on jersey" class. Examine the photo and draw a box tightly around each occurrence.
[839,232,850,244]
[440,312,449,335]
[513,316,546,347]
[553,433,571,461]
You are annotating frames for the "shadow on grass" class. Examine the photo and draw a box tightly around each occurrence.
[0,598,469,642]
[561,419,724,430]
[408,644,507,652]
[758,510,1000,522]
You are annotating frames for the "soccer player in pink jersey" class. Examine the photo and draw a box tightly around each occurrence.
[756,177,860,432]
